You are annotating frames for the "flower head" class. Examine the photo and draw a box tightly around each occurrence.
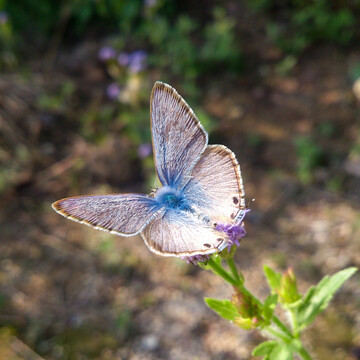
[145,0,157,8]
[0,11,8,25]
[106,83,120,100]
[128,50,147,73]
[232,288,265,329]
[138,143,152,158]
[98,46,116,61]
[181,254,210,265]
[279,267,301,304]
[117,52,130,66]
[216,217,248,252]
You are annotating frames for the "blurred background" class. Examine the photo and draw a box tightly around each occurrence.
[0,0,360,359]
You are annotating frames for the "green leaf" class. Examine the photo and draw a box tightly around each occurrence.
[268,344,293,360]
[298,267,357,328]
[252,340,277,356]
[205,298,239,321]
[264,265,282,292]
[233,317,254,329]
[262,294,278,322]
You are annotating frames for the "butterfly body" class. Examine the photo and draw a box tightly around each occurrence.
[53,82,245,257]
[154,186,191,212]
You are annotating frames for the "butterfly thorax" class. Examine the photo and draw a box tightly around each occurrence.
[154,186,192,211]
[154,186,215,229]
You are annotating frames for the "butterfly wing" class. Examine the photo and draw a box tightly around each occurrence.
[52,194,164,236]
[151,81,208,187]
[141,210,227,256]
[183,145,245,224]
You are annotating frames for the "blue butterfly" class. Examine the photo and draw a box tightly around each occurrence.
[52,82,245,256]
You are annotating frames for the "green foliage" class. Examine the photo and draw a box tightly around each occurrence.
[0,5,16,69]
[262,294,278,322]
[296,267,357,329]
[2,0,138,40]
[3,1,242,87]
[253,342,293,360]
[294,136,325,184]
[36,81,75,112]
[205,298,239,321]
[200,7,242,72]
[252,340,278,356]
[264,265,282,292]
[264,266,301,305]
[249,0,358,54]
[207,259,357,360]
[140,6,241,95]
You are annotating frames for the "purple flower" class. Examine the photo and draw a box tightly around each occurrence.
[98,46,116,61]
[216,222,246,251]
[117,52,130,66]
[182,211,249,264]
[138,143,152,158]
[181,254,210,265]
[128,50,147,73]
[106,83,120,100]
[0,11,8,25]
[145,0,157,7]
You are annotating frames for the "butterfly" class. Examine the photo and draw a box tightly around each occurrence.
[52,82,245,257]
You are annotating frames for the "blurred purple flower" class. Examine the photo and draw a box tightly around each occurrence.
[145,0,157,7]
[138,143,152,158]
[0,11,8,25]
[117,52,130,66]
[98,46,116,61]
[128,50,147,73]
[106,83,120,100]
[182,254,210,265]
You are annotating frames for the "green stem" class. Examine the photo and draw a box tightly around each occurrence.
[238,284,293,338]
[264,326,292,343]
[206,257,293,338]
[297,345,314,360]
[227,258,242,285]
[289,308,300,338]
[207,257,238,287]
[206,257,314,359]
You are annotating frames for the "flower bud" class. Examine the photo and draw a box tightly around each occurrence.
[231,289,265,329]
[279,267,301,304]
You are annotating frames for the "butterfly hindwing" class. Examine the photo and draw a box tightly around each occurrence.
[52,194,164,236]
[183,145,245,224]
[141,210,227,256]
[151,81,208,187]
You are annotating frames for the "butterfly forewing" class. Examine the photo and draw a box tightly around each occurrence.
[183,145,245,224]
[52,194,163,236]
[141,210,227,256]
[151,82,208,187]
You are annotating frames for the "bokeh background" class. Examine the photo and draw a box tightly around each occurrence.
[1,1,360,359]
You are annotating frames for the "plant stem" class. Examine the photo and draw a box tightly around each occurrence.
[206,257,314,360]
[207,257,238,287]
[289,308,300,338]
[264,326,292,343]
[206,257,293,338]
[227,258,242,284]
[297,345,314,360]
